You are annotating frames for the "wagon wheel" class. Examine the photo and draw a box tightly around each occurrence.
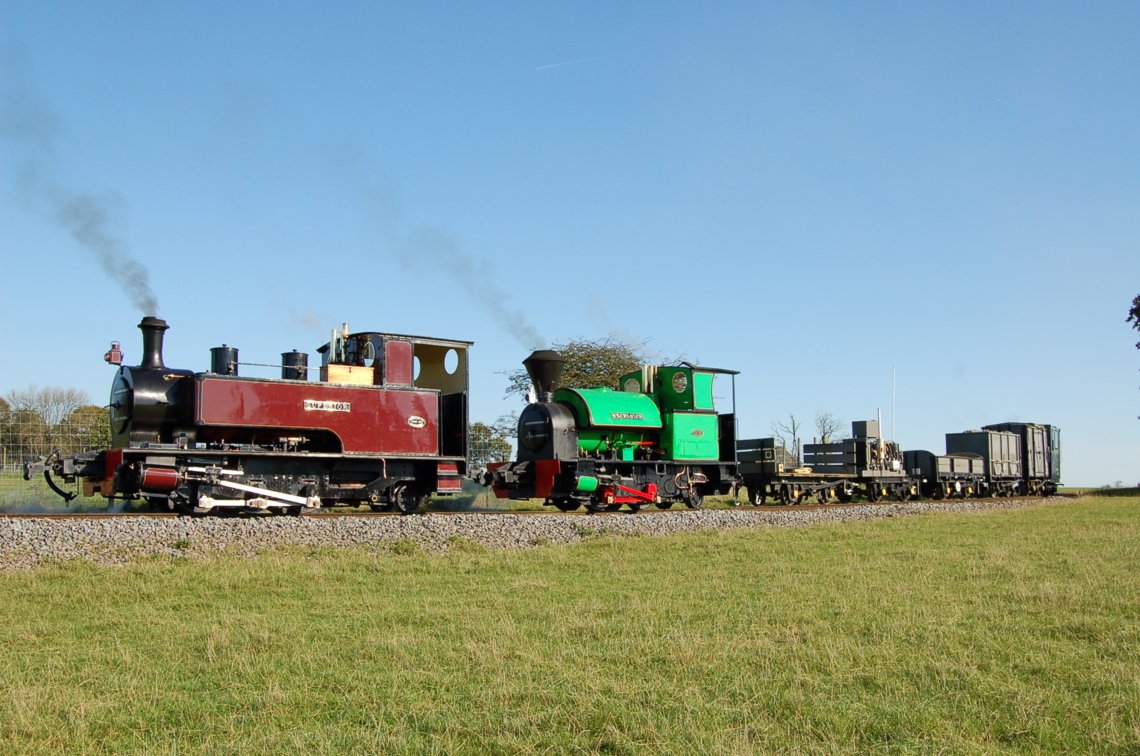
[836,483,854,503]
[390,484,425,514]
[932,485,946,500]
[778,485,796,506]
[683,491,704,509]
[752,487,767,506]
[867,483,883,503]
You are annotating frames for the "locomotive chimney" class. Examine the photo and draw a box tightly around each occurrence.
[522,350,565,403]
[138,316,169,369]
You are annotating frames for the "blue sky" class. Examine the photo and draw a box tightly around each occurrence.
[1,1,1137,486]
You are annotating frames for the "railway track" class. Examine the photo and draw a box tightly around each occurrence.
[0,496,1057,520]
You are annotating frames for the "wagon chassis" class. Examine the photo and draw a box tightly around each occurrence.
[744,472,916,505]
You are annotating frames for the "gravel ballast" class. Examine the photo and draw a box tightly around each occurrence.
[0,499,1057,571]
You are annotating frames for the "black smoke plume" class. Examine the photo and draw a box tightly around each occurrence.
[1,50,159,315]
[390,225,545,350]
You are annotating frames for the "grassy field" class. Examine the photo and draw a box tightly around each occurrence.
[1,497,1137,753]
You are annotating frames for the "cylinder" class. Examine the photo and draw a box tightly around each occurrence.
[139,466,179,492]
[210,345,239,375]
[281,350,308,381]
[576,476,599,493]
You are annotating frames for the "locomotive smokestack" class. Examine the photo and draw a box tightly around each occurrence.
[522,350,565,403]
[138,316,169,369]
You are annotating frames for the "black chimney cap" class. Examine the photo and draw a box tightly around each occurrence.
[523,349,565,401]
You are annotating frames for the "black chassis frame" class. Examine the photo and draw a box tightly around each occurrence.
[45,446,460,512]
[550,458,737,505]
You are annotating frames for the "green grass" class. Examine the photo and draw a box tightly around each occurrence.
[0,470,141,513]
[1074,486,1140,498]
[1,498,1138,753]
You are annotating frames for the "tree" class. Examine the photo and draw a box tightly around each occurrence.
[813,411,845,443]
[770,414,803,463]
[6,408,50,458]
[490,412,519,440]
[468,421,513,469]
[5,386,91,430]
[503,337,662,399]
[1131,294,1140,419]
[1129,293,1140,349]
[0,397,11,465]
[3,386,94,458]
[65,405,111,452]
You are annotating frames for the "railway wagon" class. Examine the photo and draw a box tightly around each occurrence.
[903,450,986,499]
[739,420,915,504]
[982,422,1062,495]
[944,429,1022,497]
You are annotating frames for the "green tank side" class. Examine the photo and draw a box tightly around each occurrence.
[662,411,721,460]
[553,387,662,429]
[554,387,663,461]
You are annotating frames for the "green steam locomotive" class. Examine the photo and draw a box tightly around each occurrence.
[487,350,738,512]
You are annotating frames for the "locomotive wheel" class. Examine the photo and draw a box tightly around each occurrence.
[655,501,674,510]
[391,484,425,514]
[683,491,703,509]
[369,503,394,512]
[585,501,609,513]
[552,499,580,512]
[627,501,647,512]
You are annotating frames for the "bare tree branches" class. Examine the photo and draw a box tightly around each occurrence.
[813,411,845,443]
[770,414,802,463]
[5,386,90,428]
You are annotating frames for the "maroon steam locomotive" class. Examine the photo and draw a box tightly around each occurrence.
[25,317,471,513]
